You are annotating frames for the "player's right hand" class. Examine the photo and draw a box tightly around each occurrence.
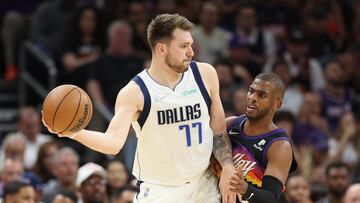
[41,111,66,137]
[219,164,237,203]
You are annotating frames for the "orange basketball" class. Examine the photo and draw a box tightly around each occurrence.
[42,84,93,135]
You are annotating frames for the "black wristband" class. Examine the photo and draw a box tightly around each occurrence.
[241,175,284,203]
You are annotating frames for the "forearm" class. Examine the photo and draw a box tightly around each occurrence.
[242,176,283,203]
[213,131,233,167]
[71,129,125,155]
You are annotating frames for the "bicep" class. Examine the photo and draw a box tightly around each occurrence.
[105,84,141,138]
[264,140,293,184]
[208,69,226,135]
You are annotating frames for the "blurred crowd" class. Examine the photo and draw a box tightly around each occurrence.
[1,0,360,202]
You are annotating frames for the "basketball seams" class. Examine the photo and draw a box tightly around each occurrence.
[60,88,82,134]
[52,87,78,131]
[80,88,93,128]
[43,85,69,131]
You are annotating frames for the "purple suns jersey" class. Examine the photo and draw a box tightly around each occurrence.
[228,114,297,188]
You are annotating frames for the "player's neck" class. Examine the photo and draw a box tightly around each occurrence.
[148,60,184,89]
[244,116,277,136]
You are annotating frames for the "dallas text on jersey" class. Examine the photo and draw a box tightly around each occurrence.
[157,103,201,125]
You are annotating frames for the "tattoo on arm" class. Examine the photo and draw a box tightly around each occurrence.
[213,132,233,166]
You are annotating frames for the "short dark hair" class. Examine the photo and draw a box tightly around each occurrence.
[255,72,285,99]
[147,13,193,51]
[4,181,32,198]
[325,162,349,177]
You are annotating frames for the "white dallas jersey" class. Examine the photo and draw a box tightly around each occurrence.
[131,61,213,186]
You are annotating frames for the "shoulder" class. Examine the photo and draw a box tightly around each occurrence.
[194,62,217,80]
[267,139,293,159]
[226,116,238,128]
[115,80,143,110]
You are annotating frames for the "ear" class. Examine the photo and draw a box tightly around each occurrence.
[274,98,282,110]
[155,42,167,55]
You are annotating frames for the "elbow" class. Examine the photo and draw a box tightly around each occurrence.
[108,147,122,155]
[107,139,124,155]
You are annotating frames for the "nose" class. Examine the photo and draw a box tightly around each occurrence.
[247,92,256,102]
[187,47,194,58]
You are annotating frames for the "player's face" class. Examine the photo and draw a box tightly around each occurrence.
[246,79,276,120]
[285,176,311,203]
[165,28,194,73]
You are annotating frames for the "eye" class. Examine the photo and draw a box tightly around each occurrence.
[258,93,266,98]
[248,88,254,94]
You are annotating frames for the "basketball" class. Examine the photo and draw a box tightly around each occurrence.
[42,84,93,135]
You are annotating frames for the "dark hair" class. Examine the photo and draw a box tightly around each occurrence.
[64,5,102,48]
[147,13,193,51]
[33,141,62,182]
[255,73,285,99]
[4,181,32,198]
[325,162,349,177]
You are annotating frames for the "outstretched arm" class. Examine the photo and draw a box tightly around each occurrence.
[44,82,142,155]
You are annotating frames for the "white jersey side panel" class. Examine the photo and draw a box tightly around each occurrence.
[131,63,213,186]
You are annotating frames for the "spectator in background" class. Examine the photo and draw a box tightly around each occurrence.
[303,0,346,50]
[232,87,247,116]
[0,135,26,170]
[87,20,144,109]
[317,162,350,203]
[192,1,231,64]
[295,92,329,146]
[0,159,24,197]
[344,184,360,203]
[285,173,313,203]
[76,162,107,203]
[319,60,352,134]
[1,11,26,81]
[214,59,236,104]
[272,60,303,115]
[3,181,35,203]
[127,1,151,57]
[328,112,358,166]
[33,141,62,184]
[41,147,79,203]
[8,107,52,170]
[29,0,79,56]
[264,28,325,91]
[111,185,138,203]
[233,3,277,67]
[350,56,360,122]
[60,5,103,89]
[303,7,339,60]
[106,160,129,201]
[227,38,262,80]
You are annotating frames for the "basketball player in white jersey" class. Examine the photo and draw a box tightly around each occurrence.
[43,13,237,203]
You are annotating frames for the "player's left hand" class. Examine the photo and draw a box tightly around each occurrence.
[229,166,248,194]
[219,164,237,203]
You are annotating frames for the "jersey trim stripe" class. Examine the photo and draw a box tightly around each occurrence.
[190,61,212,111]
[132,75,151,128]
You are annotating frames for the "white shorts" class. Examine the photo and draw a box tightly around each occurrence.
[133,170,220,203]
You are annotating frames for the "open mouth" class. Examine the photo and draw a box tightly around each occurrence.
[246,104,257,113]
